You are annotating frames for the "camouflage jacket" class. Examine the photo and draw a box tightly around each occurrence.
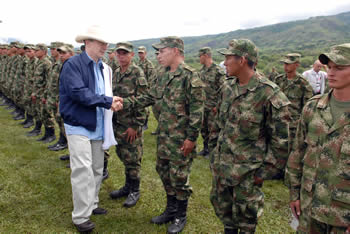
[108,58,119,73]
[199,63,225,110]
[32,56,52,98]
[112,63,148,129]
[14,56,28,92]
[124,63,204,159]
[274,73,313,128]
[46,60,62,106]
[137,58,154,82]
[286,91,350,227]
[23,57,38,100]
[209,75,291,185]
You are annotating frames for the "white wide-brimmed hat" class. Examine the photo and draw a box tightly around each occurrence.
[75,25,110,44]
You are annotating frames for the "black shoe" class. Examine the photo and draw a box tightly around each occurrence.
[50,143,67,151]
[43,134,56,144]
[27,129,41,137]
[168,217,187,234]
[102,157,109,181]
[74,220,95,233]
[123,191,140,208]
[151,195,177,224]
[167,199,188,234]
[92,207,107,215]
[14,114,25,120]
[48,142,59,149]
[198,149,209,156]
[60,154,70,161]
[110,177,131,199]
[224,227,239,234]
[23,120,34,128]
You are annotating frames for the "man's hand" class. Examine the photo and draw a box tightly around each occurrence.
[56,102,59,108]
[111,96,123,112]
[42,98,46,104]
[290,200,301,220]
[123,127,138,144]
[346,225,350,233]
[212,107,217,115]
[181,139,195,156]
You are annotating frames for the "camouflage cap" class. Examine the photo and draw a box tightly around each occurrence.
[24,44,36,50]
[49,41,65,49]
[280,53,301,64]
[319,43,350,66]
[107,48,115,53]
[138,46,146,53]
[10,41,19,48]
[14,43,24,49]
[152,36,184,52]
[66,44,74,49]
[115,42,133,53]
[198,47,211,56]
[57,45,74,53]
[218,39,258,63]
[36,43,48,51]
[155,50,159,55]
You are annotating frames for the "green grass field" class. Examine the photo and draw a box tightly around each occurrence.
[0,104,294,233]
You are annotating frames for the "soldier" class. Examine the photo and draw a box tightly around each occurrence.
[209,39,290,234]
[197,47,225,157]
[46,42,67,150]
[29,44,53,141]
[113,36,204,234]
[107,48,119,72]
[286,43,350,233]
[272,53,313,179]
[109,42,148,208]
[150,49,163,135]
[137,46,154,131]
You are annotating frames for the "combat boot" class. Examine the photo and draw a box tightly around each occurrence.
[167,199,188,234]
[110,176,131,199]
[48,132,67,151]
[142,116,149,131]
[123,179,140,208]
[23,116,34,128]
[20,114,31,125]
[26,120,42,137]
[224,227,238,234]
[151,195,177,224]
[13,109,25,120]
[198,141,209,157]
[43,127,56,143]
[102,156,109,181]
[37,126,50,141]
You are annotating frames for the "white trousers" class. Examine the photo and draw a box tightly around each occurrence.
[67,135,104,225]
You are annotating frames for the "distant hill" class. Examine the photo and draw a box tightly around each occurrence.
[131,11,350,73]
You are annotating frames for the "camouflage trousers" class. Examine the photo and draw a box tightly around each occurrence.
[308,217,348,234]
[156,157,193,200]
[210,170,264,233]
[52,104,65,136]
[27,100,37,118]
[296,211,310,234]
[36,100,55,128]
[201,108,216,149]
[114,124,143,180]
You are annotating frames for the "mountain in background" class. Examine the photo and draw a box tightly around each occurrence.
[131,11,350,73]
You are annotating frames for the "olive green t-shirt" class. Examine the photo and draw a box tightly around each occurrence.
[330,94,350,123]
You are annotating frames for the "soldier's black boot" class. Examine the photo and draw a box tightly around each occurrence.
[143,116,149,131]
[43,127,56,143]
[123,179,140,208]
[20,113,30,125]
[102,156,109,181]
[13,109,25,120]
[224,227,238,234]
[167,199,188,234]
[151,195,177,224]
[10,107,20,116]
[48,132,67,151]
[110,176,131,199]
[27,120,42,137]
[23,115,34,128]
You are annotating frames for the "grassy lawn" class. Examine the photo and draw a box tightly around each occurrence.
[0,105,294,233]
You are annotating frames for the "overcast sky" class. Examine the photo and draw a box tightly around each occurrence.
[1,0,350,46]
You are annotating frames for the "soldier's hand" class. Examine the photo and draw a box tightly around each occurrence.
[31,95,36,104]
[56,102,59,108]
[289,200,301,220]
[123,127,137,144]
[346,226,350,233]
[181,139,195,156]
[42,98,46,104]
[212,107,217,115]
[112,96,123,111]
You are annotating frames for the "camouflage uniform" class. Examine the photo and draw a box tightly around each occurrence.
[209,39,291,233]
[124,37,204,201]
[24,55,39,119]
[273,55,313,178]
[198,47,225,154]
[286,44,350,233]
[112,60,148,181]
[32,45,53,128]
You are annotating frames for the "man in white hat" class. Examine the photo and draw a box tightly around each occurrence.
[59,25,119,233]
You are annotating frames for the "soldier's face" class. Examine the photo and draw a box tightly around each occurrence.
[327,60,350,90]
[283,63,298,74]
[108,52,114,60]
[51,49,59,58]
[199,54,206,65]
[224,55,241,76]
[158,47,176,68]
[138,52,146,60]
[116,50,134,68]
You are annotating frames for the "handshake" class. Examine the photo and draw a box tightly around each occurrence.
[111,96,124,112]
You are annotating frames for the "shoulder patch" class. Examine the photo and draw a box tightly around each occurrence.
[183,63,196,73]
[309,94,322,101]
[190,74,204,88]
[260,77,278,89]
[270,91,291,109]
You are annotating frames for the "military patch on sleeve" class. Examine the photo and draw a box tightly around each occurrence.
[190,75,204,88]
[270,91,291,109]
